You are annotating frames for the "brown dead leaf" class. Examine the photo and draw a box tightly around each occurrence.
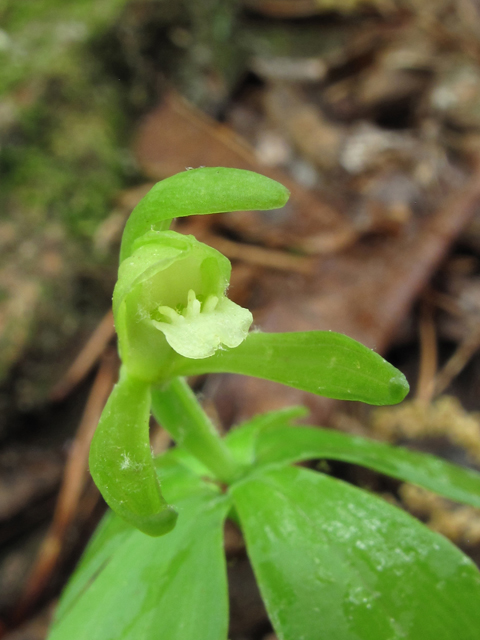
[134,91,351,252]
[133,91,480,425]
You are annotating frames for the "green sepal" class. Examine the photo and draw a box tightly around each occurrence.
[174,331,409,405]
[232,466,480,640]
[120,167,290,262]
[89,368,177,537]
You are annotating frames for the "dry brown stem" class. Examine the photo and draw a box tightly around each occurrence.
[49,310,115,402]
[12,351,117,623]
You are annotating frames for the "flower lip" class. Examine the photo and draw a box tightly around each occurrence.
[151,289,253,360]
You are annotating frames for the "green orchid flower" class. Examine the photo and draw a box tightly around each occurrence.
[90,168,290,536]
[89,167,408,538]
[113,230,253,381]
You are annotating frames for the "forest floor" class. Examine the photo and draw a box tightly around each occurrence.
[3,1,480,638]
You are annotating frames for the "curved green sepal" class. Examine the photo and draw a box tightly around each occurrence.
[120,167,290,262]
[89,369,177,537]
[174,331,409,406]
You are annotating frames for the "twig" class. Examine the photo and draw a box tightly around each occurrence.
[202,233,314,275]
[12,351,118,623]
[434,322,480,397]
[423,289,464,319]
[416,299,438,405]
[50,310,115,402]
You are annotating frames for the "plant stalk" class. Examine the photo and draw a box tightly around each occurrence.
[151,377,242,484]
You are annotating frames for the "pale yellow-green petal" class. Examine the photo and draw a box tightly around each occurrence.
[151,294,253,359]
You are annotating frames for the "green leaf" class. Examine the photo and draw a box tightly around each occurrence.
[53,511,132,623]
[55,455,214,625]
[255,425,480,508]
[232,466,480,640]
[89,369,177,536]
[120,168,290,261]
[225,406,309,466]
[176,331,409,405]
[50,470,230,640]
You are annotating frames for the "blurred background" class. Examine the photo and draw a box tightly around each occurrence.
[3,1,480,638]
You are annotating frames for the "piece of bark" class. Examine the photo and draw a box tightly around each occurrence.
[263,84,346,172]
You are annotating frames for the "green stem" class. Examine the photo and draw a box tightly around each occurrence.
[151,377,242,484]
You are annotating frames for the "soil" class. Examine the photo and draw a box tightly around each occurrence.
[2,1,480,638]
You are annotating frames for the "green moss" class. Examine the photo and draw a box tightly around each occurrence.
[0,0,133,385]
[0,0,249,388]
[0,0,129,91]
[0,0,132,242]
